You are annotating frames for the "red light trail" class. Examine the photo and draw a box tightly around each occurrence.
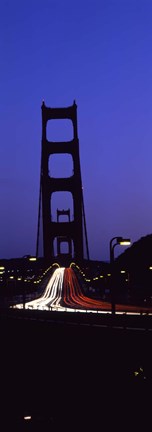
[63,268,152,313]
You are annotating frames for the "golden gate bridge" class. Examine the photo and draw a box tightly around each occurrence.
[4,101,152,317]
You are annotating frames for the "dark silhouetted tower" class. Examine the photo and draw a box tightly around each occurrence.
[40,100,85,263]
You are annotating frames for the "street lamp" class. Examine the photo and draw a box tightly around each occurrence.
[22,256,37,308]
[110,236,131,315]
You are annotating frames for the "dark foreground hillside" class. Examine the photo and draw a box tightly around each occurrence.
[1,310,152,431]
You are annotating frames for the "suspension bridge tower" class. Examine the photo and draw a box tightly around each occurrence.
[36,100,89,264]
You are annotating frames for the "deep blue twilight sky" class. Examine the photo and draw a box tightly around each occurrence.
[1,0,152,262]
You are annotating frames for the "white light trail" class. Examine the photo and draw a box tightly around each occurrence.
[14,268,65,310]
[26,267,65,309]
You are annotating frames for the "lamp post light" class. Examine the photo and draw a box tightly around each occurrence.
[22,256,37,309]
[110,237,131,315]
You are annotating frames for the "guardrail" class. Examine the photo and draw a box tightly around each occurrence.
[1,305,152,331]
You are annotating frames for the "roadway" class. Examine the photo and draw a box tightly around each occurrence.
[13,266,152,315]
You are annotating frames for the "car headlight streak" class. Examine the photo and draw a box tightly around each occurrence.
[24,268,65,309]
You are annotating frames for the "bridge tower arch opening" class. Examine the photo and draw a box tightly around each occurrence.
[36,100,89,265]
[56,208,73,258]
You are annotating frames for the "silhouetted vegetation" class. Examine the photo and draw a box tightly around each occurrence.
[115,234,152,305]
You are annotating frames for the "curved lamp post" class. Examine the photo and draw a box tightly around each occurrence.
[110,237,131,315]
